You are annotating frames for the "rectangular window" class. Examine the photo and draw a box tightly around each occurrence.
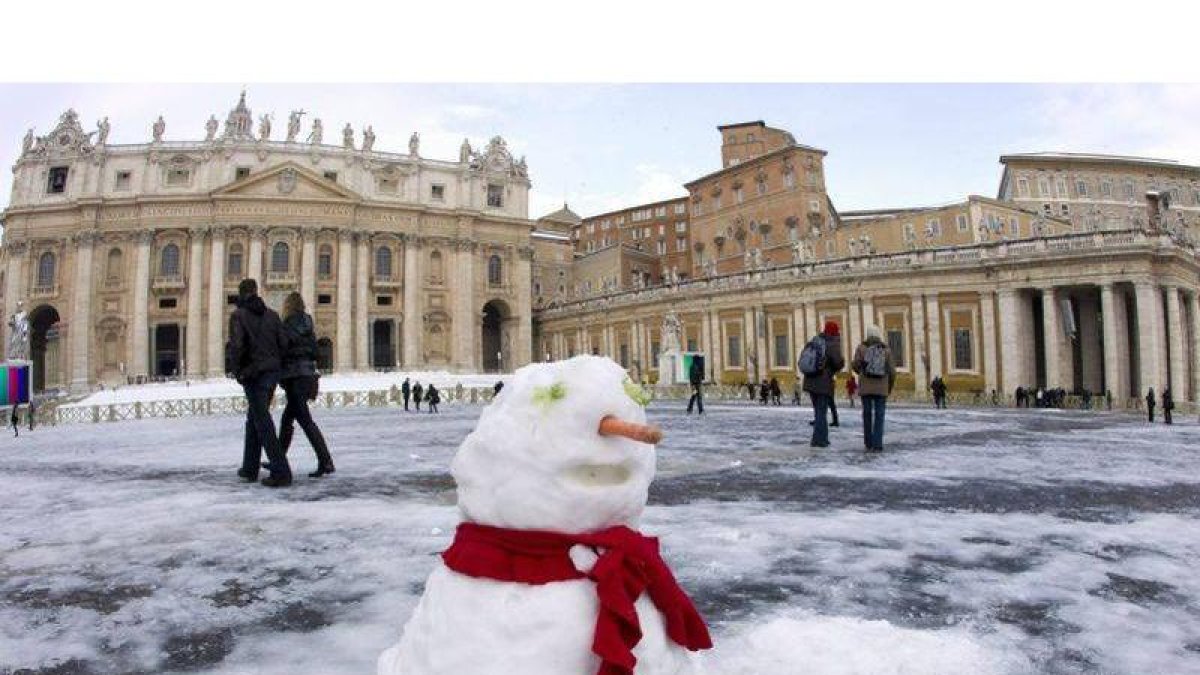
[318,251,332,278]
[158,297,178,309]
[431,184,445,200]
[377,177,398,193]
[1038,178,1050,197]
[734,187,744,204]
[487,184,504,207]
[726,334,742,368]
[1124,181,1135,200]
[756,179,767,196]
[377,295,393,306]
[1056,178,1068,197]
[1101,181,1112,197]
[1009,217,1019,235]
[114,170,132,191]
[323,170,338,182]
[656,240,666,255]
[1017,178,1029,197]
[784,172,796,189]
[655,206,667,217]
[47,166,69,194]
[318,294,332,305]
[675,221,687,233]
[166,168,190,186]
[926,219,941,237]
[676,237,687,252]
[1075,180,1088,197]
[674,203,686,215]
[1060,203,1070,216]
[886,328,906,368]
[953,327,973,370]
[227,250,243,276]
[619,344,629,368]
[235,167,251,180]
[903,223,916,241]
[809,199,821,213]
[825,240,836,257]
[773,334,789,369]
[956,214,968,233]
[1042,203,1052,216]
[226,294,239,306]
[651,341,661,365]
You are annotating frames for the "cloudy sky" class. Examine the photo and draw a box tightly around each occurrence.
[2,84,1198,219]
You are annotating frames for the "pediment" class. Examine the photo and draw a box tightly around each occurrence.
[212,162,360,201]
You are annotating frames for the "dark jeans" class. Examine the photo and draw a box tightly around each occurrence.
[1165,408,1172,424]
[280,377,333,469]
[828,395,839,425]
[1148,406,1155,422]
[241,373,290,480]
[862,394,887,450]
[809,392,830,446]
[402,393,410,411]
[687,383,704,414]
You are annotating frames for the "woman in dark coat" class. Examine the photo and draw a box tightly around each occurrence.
[426,384,441,413]
[278,292,335,477]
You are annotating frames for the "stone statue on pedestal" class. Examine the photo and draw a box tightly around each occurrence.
[205,115,219,141]
[22,129,34,155]
[409,132,420,157]
[287,110,306,142]
[362,125,376,152]
[151,116,166,143]
[96,117,110,146]
[459,138,472,163]
[342,123,355,150]
[258,114,272,141]
[308,119,323,145]
[657,311,684,386]
[7,301,30,362]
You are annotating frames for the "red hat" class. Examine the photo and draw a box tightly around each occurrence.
[823,320,840,337]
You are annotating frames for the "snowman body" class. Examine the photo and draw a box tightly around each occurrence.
[378,356,701,675]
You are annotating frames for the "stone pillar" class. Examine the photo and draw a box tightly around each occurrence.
[1077,291,1103,393]
[355,232,370,369]
[131,233,152,378]
[926,294,943,380]
[513,247,534,367]
[980,290,997,395]
[335,230,354,370]
[708,311,723,381]
[755,306,768,379]
[742,307,755,379]
[185,227,206,378]
[1042,287,1062,388]
[1134,281,1163,398]
[1100,283,1123,401]
[452,241,476,371]
[402,237,422,368]
[862,297,876,334]
[998,289,1021,394]
[247,226,264,284]
[700,311,713,380]
[206,227,226,377]
[300,229,317,313]
[911,294,927,393]
[69,231,97,393]
[849,298,864,352]
[1189,291,1200,402]
[1166,285,1185,396]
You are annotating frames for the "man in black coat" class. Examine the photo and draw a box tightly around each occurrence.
[226,279,292,487]
[412,381,423,411]
[401,377,411,411]
[686,357,705,415]
[1163,388,1174,425]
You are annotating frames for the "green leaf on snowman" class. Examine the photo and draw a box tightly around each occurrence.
[532,382,567,408]
[623,377,652,407]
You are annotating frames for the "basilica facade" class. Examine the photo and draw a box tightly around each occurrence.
[0,94,534,393]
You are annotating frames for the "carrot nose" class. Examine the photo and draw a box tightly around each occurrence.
[598,415,662,445]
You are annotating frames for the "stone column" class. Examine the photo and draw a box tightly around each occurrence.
[69,231,97,393]
[1189,291,1200,403]
[708,311,723,380]
[926,294,943,380]
[849,298,864,352]
[206,227,226,377]
[700,311,713,380]
[513,247,534,368]
[1077,291,1103,393]
[131,233,152,378]
[804,302,818,345]
[247,226,264,284]
[1100,283,1123,400]
[3,242,28,354]
[997,288,1021,394]
[1042,287,1062,389]
[1166,285,1185,396]
[335,230,354,370]
[755,306,769,378]
[300,228,317,313]
[403,237,422,368]
[862,298,876,334]
[1134,281,1163,397]
[742,307,755,379]
[355,232,370,369]
[910,294,927,392]
[980,290,997,394]
[452,241,476,370]
[185,227,207,378]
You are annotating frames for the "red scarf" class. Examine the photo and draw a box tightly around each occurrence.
[442,522,713,675]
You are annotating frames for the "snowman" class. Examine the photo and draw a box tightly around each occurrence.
[379,355,712,675]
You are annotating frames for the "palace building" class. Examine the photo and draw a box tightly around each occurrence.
[0,94,534,393]
[534,121,1200,406]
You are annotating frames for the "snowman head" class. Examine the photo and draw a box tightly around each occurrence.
[451,355,659,534]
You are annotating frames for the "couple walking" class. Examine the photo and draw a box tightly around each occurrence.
[800,320,896,451]
[227,279,335,487]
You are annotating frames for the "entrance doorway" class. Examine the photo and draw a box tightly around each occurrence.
[29,304,61,393]
[371,319,395,370]
[481,300,509,372]
[153,324,181,377]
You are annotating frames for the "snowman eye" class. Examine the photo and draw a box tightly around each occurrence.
[532,382,567,408]
[622,377,651,407]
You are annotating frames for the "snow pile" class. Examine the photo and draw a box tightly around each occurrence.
[707,614,1020,674]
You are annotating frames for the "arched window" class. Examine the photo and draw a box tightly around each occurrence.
[318,244,333,278]
[226,243,244,277]
[488,254,502,286]
[271,242,290,273]
[429,250,444,282]
[159,244,180,277]
[37,252,56,287]
[375,246,393,277]
[106,248,123,281]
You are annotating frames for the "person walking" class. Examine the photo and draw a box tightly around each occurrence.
[494,380,504,395]
[401,377,412,411]
[800,320,844,448]
[412,381,424,411]
[9,405,18,437]
[1105,389,1113,411]
[225,278,292,487]
[759,379,770,405]
[1145,387,1156,422]
[846,374,858,409]
[685,357,705,415]
[277,292,335,478]
[1162,388,1174,425]
[852,325,896,452]
[426,384,441,413]
[769,377,782,406]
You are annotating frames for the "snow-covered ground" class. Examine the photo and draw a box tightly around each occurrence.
[68,371,505,407]
[2,401,1199,674]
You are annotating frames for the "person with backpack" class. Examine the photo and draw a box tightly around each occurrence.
[277,292,335,478]
[686,357,705,415]
[426,384,441,413]
[800,320,844,448]
[852,325,896,452]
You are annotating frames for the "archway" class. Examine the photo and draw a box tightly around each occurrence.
[29,304,61,393]
[481,299,510,372]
